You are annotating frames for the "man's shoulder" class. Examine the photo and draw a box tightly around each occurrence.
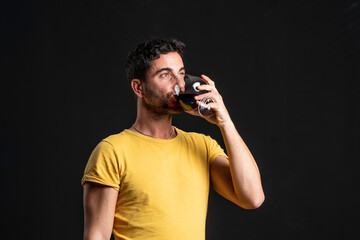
[101,129,134,146]
[176,127,212,142]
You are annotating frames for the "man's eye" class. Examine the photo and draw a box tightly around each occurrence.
[160,73,172,80]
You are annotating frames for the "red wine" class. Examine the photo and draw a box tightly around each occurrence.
[177,93,198,110]
[177,75,208,110]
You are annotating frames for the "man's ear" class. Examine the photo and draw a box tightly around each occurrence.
[131,79,143,98]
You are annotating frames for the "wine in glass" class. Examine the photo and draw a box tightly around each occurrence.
[175,74,215,118]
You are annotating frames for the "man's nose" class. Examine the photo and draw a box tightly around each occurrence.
[173,74,185,93]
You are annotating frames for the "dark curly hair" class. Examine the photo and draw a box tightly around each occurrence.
[125,38,185,82]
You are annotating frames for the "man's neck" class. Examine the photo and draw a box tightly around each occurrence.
[132,109,175,139]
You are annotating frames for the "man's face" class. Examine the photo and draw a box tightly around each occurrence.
[142,52,185,115]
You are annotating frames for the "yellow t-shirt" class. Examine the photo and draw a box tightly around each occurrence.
[82,127,227,240]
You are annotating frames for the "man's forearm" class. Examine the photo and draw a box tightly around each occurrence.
[219,120,265,209]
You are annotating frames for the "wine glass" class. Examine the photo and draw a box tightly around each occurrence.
[175,74,215,118]
[198,97,215,118]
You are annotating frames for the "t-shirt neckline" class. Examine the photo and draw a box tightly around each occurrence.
[124,126,181,143]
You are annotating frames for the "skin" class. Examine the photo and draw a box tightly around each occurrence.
[83,52,265,240]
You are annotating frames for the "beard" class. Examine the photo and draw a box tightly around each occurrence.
[143,86,182,115]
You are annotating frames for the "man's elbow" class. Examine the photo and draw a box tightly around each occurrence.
[83,230,111,240]
[240,194,265,210]
[247,198,265,209]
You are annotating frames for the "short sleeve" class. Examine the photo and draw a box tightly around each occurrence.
[81,140,120,191]
[205,135,228,164]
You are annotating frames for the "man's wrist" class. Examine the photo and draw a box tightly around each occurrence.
[217,119,235,130]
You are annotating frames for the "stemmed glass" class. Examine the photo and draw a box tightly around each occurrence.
[198,97,215,117]
[176,74,215,118]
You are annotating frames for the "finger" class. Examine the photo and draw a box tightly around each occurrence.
[194,92,214,101]
[195,91,222,103]
[201,74,215,86]
[204,101,217,110]
[196,84,218,94]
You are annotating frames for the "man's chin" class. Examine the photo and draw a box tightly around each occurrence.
[168,101,183,114]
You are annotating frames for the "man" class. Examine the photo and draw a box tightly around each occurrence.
[82,38,264,240]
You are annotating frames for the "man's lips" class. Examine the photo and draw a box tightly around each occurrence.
[172,94,179,102]
[169,94,182,108]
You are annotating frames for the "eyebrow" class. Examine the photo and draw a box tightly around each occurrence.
[152,67,185,77]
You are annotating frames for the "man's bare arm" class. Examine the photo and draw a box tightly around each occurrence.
[83,182,118,240]
[210,123,264,209]
[187,74,265,209]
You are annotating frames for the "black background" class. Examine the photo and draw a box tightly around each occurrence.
[1,0,359,239]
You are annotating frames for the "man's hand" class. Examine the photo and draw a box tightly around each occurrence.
[185,74,265,209]
[185,74,231,127]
